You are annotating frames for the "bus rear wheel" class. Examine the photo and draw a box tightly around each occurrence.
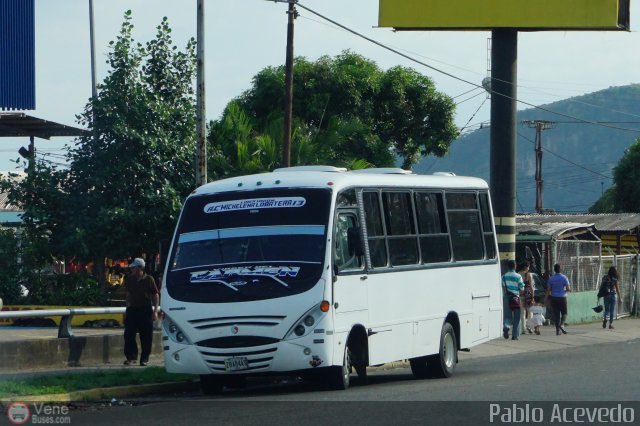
[426,322,457,378]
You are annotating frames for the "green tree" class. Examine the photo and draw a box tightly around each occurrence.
[0,165,68,299]
[1,12,197,293]
[588,187,617,213]
[209,51,457,175]
[69,12,196,268]
[589,137,640,213]
[208,101,317,178]
[376,66,457,168]
[0,228,23,304]
[613,138,640,212]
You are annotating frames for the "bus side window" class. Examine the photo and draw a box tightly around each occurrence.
[363,191,388,268]
[446,193,484,261]
[479,192,497,259]
[335,213,364,272]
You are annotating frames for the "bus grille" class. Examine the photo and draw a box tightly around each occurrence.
[197,336,279,348]
[188,315,286,330]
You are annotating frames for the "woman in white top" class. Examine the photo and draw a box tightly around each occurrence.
[518,261,534,334]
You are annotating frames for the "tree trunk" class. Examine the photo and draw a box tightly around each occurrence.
[94,256,107,295]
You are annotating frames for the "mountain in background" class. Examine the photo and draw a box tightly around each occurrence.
[414,84,640,213]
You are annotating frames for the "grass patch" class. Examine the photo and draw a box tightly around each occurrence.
[0,367,195,397]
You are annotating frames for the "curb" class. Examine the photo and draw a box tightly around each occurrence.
[1,380,200,403]
[1,364,410,403]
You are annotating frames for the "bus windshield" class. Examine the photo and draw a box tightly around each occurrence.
[166,188,331,303]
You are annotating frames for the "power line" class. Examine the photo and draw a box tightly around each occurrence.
[285,0,640,134]
[455,90,486,105]
[453,87,483,99]
[301,9,639,123]
[459,96,488,134]
[517,131,613,180]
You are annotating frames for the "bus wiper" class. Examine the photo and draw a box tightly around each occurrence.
[269,276,290,288]
[206,279,240,292]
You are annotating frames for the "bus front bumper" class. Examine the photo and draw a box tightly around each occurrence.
[163,334,334,375]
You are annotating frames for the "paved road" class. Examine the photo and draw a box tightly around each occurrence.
[1,317,639,378]
[58,336,640,425]
[3,318,640,426]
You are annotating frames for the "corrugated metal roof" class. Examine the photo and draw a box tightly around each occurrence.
[0,0,35,110]
[517,213,640,233]
[0,193,20,211]
[517,222,594,240]
[0,113,87,139]
[0,171,24,211]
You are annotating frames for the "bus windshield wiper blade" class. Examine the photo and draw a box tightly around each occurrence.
[206,279,240,292]
[269,276,290,288]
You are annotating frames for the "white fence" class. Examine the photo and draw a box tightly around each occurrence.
[0,307,126,338]
[600,254,639,316]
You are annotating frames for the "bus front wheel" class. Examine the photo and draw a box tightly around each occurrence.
[426,322,457,378]
[328,345,352,390]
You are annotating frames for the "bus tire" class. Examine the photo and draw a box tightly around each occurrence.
[328,345,352,390]
[200,374,224,395]
[348,333,368,384]
[427,322,457,378]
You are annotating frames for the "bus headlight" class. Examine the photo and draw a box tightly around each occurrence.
[284,302,327,340]
[303,315,315,327]
[163,317,192,345]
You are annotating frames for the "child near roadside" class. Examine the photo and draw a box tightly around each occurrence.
[527,296,546,335]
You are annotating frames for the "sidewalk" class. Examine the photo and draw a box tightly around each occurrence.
[460,316,640,360]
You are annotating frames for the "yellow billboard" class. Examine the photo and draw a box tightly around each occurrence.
[378,0,630,31]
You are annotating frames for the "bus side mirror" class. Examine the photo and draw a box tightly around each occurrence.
[347,227,364,257]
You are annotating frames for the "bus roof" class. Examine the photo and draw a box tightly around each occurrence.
[192,166,489,197]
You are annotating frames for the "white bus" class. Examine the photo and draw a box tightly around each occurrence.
[161,166,503,393]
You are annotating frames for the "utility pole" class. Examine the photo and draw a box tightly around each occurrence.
[282,0,297,167]
[195,0,207,187]
[88,0,97,101]
[522,120,555,213]
[88,0,99,150]
[489,29,517,266]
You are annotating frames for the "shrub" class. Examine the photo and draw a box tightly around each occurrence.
[26,272,107,306]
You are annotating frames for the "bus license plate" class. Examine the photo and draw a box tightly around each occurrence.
[224,357,249,371]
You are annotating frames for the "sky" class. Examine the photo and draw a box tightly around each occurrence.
[2,0,639,171]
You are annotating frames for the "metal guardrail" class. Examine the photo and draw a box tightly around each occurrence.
[0,307,126,338]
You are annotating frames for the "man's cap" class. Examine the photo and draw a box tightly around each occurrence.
[129,258,145,269]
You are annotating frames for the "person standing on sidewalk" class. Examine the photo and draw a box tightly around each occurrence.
[545,263,571,336]
[518,261,535,334]
[123,257,159,366]
[502,260,525,340]
[601,266,622,329]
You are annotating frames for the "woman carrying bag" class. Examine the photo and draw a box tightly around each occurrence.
[599,266,622,329]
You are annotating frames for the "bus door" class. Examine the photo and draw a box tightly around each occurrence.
[332,210,368,334]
